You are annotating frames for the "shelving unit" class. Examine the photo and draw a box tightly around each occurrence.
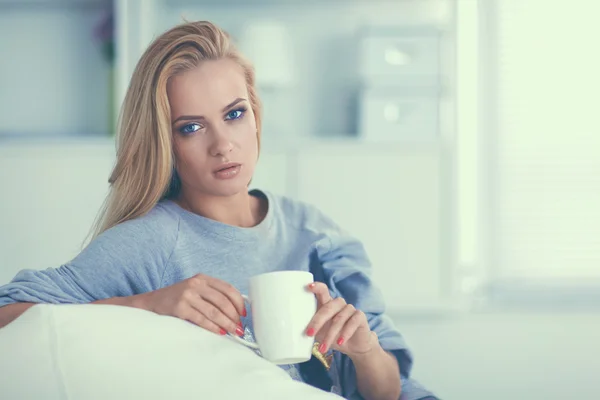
[0,0,454,142]
[0,0,114,137]
[116,0,454,141]
[0,0,460,314]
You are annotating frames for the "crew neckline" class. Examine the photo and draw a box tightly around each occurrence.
[162,189,274,242]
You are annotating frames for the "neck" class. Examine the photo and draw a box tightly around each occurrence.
[176,189,263,228]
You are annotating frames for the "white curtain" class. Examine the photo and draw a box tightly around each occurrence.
[491,0,600,281]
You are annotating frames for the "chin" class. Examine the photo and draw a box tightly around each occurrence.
[206,180,251,197]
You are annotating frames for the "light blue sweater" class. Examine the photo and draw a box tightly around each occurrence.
[0,190,436,400]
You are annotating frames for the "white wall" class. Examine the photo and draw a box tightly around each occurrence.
[0,140,114,284]
[394,312,600,400]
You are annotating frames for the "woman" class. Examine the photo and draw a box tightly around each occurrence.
[0,21,437,400]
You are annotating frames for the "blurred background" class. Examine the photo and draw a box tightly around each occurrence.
[0,0,599,398]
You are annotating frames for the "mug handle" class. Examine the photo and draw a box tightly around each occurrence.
[227,294,259,350]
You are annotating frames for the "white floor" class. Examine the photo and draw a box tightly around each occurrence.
[392,312,600,400]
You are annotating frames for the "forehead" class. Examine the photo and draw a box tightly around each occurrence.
[167,58,248,115]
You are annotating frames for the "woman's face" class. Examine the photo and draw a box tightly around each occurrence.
[168,58,258,198]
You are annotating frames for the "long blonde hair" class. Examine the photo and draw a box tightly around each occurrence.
[91,21,262,240]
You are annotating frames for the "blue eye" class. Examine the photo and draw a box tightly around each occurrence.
[179,123,201,135]
[225,108,245,121]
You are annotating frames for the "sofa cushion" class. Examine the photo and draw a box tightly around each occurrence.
[0,304,341,400]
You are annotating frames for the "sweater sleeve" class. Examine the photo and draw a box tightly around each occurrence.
[0,206,179,308]
[313,223,413,399]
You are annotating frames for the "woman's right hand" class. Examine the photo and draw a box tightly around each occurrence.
[136,273,246,337]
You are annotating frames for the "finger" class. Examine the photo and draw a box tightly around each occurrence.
[320,304,356,353]
[337,310,369,349]
[306,282,332,306]
[305,297,346,337]
[200,287,242,325]
[205,277,247,318]
[192,295,243,337]
[181,304,224,336]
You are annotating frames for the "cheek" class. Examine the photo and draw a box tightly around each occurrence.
[173,138,191,164]
[235,119,258,146]
[244,129,260,158]
[173,138,206,171]
[171,139,182,166]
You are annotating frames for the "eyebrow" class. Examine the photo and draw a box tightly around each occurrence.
[171,97,247,125]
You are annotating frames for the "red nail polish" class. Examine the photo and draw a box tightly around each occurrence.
[236,327,244,337]
[318,342,327,354]
[219,328,226,336]
[237,321,243,329]
[306,327,315,337]
[242,308,247,317]
[337,337,345,346]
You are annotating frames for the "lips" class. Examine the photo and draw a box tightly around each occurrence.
[213,162,242,180]
[214,162,240,173]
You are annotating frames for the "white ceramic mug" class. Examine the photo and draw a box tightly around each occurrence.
[229,271,317,365]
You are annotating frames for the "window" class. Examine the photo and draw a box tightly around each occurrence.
[461,0,600,305]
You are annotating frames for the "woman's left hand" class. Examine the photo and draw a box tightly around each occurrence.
[305,282,379,358]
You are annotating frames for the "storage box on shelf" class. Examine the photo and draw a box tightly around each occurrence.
[359,28,441,87]
[359,89,439,142]
[357,27,442,143]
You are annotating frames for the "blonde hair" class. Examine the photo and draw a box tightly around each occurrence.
[89,21,262,240]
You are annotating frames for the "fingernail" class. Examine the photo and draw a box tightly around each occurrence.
[242,308,247,317]
[237,321,243,329]
[236,327,244,337]
[219,328,227,336]
[337,337,345,346]
[308,283,316,288]
[306,327,315,337]
[318,342,327,354]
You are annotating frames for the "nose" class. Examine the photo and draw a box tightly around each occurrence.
[208,128,233,157]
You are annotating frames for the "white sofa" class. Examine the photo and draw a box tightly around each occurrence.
[0,304,342,400]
